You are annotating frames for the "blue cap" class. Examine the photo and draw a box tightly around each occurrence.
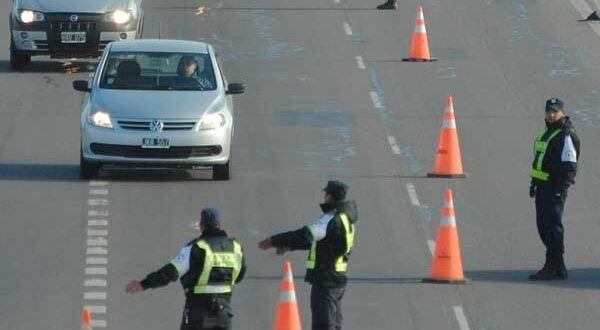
[200,208,220,228]
[323,180,348,201]
[545,98,564,112]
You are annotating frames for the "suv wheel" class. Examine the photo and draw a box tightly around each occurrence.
[80,154,101,179]
[212,161,230,180]
[10,42,30,71]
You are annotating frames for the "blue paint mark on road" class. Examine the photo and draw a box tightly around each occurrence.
[573,89,600,128]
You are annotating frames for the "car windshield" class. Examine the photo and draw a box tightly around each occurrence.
[99,52,217,91]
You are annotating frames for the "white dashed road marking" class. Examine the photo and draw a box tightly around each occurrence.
[387,136,401,155]
[427,239,436,256]
[406,183,421,206]
[85,279,108,287]
[370,91,382,109]
[84,292,107,300]
[86,267,108,275]
[355,55,366,70]
[453,306,471,330]
[343,22,353,36]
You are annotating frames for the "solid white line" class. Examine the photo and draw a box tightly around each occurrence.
[369,91,382,109]
[427,239,436,255]
[453,306,471,330]
[88,210,109,217]
[343,22,353,36]
[84,292,107,300]
[87,237,108,246]
[85,305,107,314]
[86,257,108,265]
[569,0,600,36]
[87,247,108,255]
[85,279,108,287]
[89,181,109,186]
[355,55,366,70]
[89,189,109,195]
[387,136,401,155]
[88,199,109,206]
[88,229,108,236]
[91,319,107,327]
[88,219,108,226]
[406,183,421,206]
[86,267,108,275]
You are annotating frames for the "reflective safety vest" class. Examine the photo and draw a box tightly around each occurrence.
[306,213,355,272]
[529,128,562,181]
[193,239,243,294]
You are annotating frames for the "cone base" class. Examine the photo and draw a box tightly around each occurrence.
[402,58,438,62]
[427,173,467,178]
[422,277,470,284]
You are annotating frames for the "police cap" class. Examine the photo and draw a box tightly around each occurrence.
[322,180,348,201]
[545,98,564,112]
[200,208,220,229]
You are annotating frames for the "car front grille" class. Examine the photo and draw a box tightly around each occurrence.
[90,143,222,159]
[117,120,198,131]
[49,21,96,32]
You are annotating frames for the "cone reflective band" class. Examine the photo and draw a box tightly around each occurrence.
[403,6,437,62]
[273,261,302,330]
[423,188,467,284]
[428,96,466,178]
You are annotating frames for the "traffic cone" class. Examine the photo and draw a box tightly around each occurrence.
[427,96,466,178]
[81,307,93,330]
[423,188,468,284]
[403,6,437,62]
[273,261,302,330]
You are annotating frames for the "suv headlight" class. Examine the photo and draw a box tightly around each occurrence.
[18,10,45,23]
[87,110,114,129]
[199,113,226,130]
[104,10,133,24]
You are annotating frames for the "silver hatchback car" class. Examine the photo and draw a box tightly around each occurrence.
[73,39,245,180]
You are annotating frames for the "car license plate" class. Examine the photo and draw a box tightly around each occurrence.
[61,32,86,44]
[142,138,170,149]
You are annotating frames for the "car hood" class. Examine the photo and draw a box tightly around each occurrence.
[91,89,224,119]
[18,0,132,13]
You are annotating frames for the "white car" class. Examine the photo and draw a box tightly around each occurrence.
[73,39,246,180]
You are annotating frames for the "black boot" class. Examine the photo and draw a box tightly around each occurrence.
[377,0,397,10]
[554,254,568,280]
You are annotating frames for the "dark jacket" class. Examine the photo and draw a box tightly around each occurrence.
[531,116,581,189]
[270,200,358,287]
[140,228,246,307]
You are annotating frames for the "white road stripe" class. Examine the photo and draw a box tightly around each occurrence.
[87,237,108,246]
[406,183,421,206]
[89,189,109,195]
[88,219,108,226]
[89,181,109,186]
[85,279,108,287]
[88,229,108,236]
[387,136,401,155]
[84,292,107,300]
[85,305,107,314]
[355,55,366,70]
[86,267,108,275]
[86,257,108,265]
[88,210,109,217]
[453,306,471,330]
[334,0,340,3]
[343,22,353,36]
[86,247,108,255]
[370,91,382,109]
[427,239,436,255]
[569,0,600,36]
[88,199,109,206]
[91,320,107,328]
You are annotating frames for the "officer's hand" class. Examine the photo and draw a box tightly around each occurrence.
[258,238,273,250]
[529,185,536,198]
[125,280,144,294]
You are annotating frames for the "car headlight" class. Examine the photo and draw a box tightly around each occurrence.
[87,110,114,129]
[19,10,45,23]
[105,10,132,24]
[199,113,226,130]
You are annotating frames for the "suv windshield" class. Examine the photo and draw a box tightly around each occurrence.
[99,52,217,91]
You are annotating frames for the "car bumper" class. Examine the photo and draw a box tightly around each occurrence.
[81,124,232,167]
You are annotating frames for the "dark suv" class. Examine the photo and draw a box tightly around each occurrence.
[9,0,143,70]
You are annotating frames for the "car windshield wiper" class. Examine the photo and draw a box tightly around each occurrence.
[155,85,204,91]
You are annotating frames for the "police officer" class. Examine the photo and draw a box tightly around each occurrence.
[529,98,580,281]
[258,180,358,330]
[377,0,397,10]
[126,208,246,329]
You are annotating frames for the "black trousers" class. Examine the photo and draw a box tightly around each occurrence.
[310,284,345,330]
[535,183,568,263]
[180,298,233,330]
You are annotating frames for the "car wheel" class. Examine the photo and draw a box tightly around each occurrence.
[213,161,230,180]
[80,154,101,179]
[10,48,30,71]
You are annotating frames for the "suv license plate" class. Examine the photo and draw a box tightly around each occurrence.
[61,32,86,44]
[142,138,170,149]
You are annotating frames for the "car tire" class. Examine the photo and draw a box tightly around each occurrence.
[80,154,101,180]
[10,41,30,71]
[213,161,230,181]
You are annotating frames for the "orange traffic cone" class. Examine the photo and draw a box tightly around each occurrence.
[403,6,437,62]
[424,188,468,284]
[273,261,302,330]
[427,96,466,178]
[81,307,93,330]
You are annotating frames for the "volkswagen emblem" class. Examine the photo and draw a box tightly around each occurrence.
[149,120,164,132]
[69,14,79,22]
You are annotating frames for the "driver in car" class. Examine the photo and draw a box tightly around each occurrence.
[176,56,212,89]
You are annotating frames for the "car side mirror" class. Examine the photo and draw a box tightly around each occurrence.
[226,83,246,95]
[73,80,91,92]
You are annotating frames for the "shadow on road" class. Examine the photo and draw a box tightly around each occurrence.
[467,268,600,289]
[0,60,97,74]
[247,275,424,285]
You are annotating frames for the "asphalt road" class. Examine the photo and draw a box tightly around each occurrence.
[2,0,600,329]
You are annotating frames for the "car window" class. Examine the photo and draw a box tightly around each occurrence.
[99,52,217,91]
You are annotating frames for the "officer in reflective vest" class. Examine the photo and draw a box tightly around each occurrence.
[126,208,246,329]
[528,98,580,281]
[259,180,358,330]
